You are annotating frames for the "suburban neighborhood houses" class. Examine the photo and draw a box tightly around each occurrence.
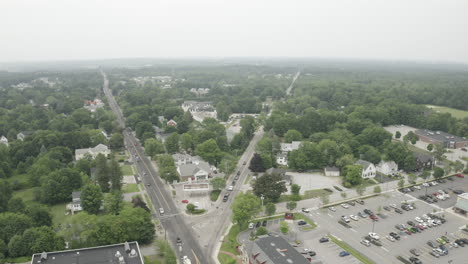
[75,143,111,160]
[356,160,377,179]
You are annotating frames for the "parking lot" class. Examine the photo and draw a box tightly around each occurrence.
[308,188,468,264]
[404,176,467,209]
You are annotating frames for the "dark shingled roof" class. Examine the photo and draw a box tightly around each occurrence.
[252,236,310,264]
[30,241,144,264]
[415,129,468,143]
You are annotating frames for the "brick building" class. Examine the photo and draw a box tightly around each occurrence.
[414,129,468,149]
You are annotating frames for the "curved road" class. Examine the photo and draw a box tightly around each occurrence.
[100,70,207,264]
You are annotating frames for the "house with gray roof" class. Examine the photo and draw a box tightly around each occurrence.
[415,129,468,149]
[75,144,110,161]
[174,153,223,181]
[413,152,434,171]
[240,235,310,264]
[324,166,340,177]
[66,191,82,214]
[356,160,376,179]
[276,141,302,167]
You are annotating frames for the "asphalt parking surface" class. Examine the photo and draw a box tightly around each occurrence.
[309,190,468,264]
[404,176,467,209]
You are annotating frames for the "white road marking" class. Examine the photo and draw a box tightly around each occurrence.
[328,213,334,217]
[381,247,389,252]
[350,228,357,233]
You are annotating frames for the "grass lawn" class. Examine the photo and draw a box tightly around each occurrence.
[143,255,163,264]
[294,213,317,229]
[210,190,221,201]
[329,235,375,264]
[244,174,251,184]
[220,224,242,255]
[121,165,134,176]
[12,187,35,202]
[3,256,31,263]
[49,202,70,227]
[218,252,237,264]
[122,183,139,193]
[144,194,156,213]
[303,189,332,199]
[426,105,468,119]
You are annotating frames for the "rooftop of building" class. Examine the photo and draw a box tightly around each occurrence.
[30,241,143,264]
[415,129,468,143]
[252,236,310,264]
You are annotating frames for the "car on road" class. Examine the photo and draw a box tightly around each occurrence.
[319,237,329,243]
[340,203,349,209]
[360,239,371,246]
[146,183,151,186]
[328,207,336,212]
[248,223,254,229]
[237,171,241,176]
[243,161,246,165]
[222,195,229,202]
[301,208,310,213]
[262,220,267,227]
[409,248,421,256]
[159,208,165,215]
[455,173,465,178]
[339,251,350,257]
[298,220,307,226]
[227,185,233,191]
[368,232,380,240]
[176,237,182,245]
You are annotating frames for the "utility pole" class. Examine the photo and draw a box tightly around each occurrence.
[261,194,264,207]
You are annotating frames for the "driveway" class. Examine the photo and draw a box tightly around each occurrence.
[287,172,346,194]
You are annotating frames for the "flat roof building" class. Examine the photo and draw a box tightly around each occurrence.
[415,129,468,149]
[30,241,144,264]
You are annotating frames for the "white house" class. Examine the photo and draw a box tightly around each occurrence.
[376,160,398,176]
[356,160,376,179]
[66,191,83,214]
[324,166,340,177]
[0,136,8,146]
[276,153,288,166]
[173,153,223,181]
[276,141,302,166]
[83,99,104,112]
[75,144,110,160]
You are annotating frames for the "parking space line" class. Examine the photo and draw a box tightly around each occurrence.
[381,247,389,252]
[350,228,357,233]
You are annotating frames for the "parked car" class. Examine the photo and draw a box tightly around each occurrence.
[389,203,397,208]
[356,199,364,205]
[222,195,229,202]
[414,217,423,223]
[298,220,307,226]
[361,239,371,247]
[441,236,450,243]
[395,224,406,231]
[339,251,350,257]
[340,203,349,209]
[409,248,421,256]
[262,220,267,227]
[301,208,310,213]
[407,221,415,226]
[349,215,359,221]
[248,222,254,229]
[369,214,379,221]
[439,245,448,255]
[227,185,233,191]
[328,207,336,212]
[453,189,465,194]
[429,249,440,258]
[395,208,403,214]
[409,256,422,264]
[159,208,165,215]
[341,215,350,223]
[182,199,189,203]
[383,206,391,211]
[436,237,447,244]
[308,251,316,257]
[368,232,380,240]
[364,209,373,215]
[319,237,329,243]
[255,221,261,228]
[455,173,464,178]
[386,235,395,242]
[389,232,400,240]
[348,201,356,206]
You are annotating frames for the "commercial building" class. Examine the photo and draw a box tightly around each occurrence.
[30,241,144,264]
[453,193,468,217]
[415,129,468,149]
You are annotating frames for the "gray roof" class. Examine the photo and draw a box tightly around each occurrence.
[413,152,433,163]
[455,193,468,211]
[356,160,372,170]
[415,129,468,143]
[30,241,144,264]
[252,236,309,264]
[178,161,211,177]
[72,191,81,200]
[325,166,340,172]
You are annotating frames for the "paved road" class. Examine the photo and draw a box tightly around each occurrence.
[101,70,207,264]
[285,70,301,96]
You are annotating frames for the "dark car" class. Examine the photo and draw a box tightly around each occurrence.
[383,206,391,211]
[356,199,364,205]
[222,194,229,202]
[237,171,241,176]
[298,220,307,226]
[455,239,465,247]
[409,256,422,264]
[262,220,267,227]
[427,240,438,248]
[339,251,350,257]
[407,221,415,226]
[364,209,373,215]
[453,189,465,194]
[389,232,400,240]
[232,181,236,186]
[243,161,246,165]
[348,201,356,206]
[176,237,182,245]
[308,251,316,256]
[319,237,329,243]
[395,208,403,214]
[255,221,261,228]
[439,245,448,255]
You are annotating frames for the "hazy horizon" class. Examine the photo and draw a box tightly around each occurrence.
[2,0,468,63]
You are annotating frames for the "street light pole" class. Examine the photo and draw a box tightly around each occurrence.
[261,194,264,207]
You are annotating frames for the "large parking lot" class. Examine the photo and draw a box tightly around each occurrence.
[305,187,468,264]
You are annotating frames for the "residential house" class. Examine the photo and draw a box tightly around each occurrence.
[75,144,111,160]
[172,153,201,166]
[31,241,144,264]
[240,235,310,264]
[413,152,434,171]
[376,160,398,176]
[83,98,105,112]
[275,141,302,166]
[66,191,83,214]
[174,153,223,181]
[324,166,340,177]
[16,131,34,141]
[356,160,376,179]
[0,136,8,146]
[190,88,210,96]
[166,119,177,127]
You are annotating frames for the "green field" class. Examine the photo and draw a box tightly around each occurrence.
[426,105,468,119]
[13,187,35,202]
[122,183,140,193]
[121,165,134,175]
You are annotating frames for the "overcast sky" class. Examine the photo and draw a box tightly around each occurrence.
[1,0,468,63]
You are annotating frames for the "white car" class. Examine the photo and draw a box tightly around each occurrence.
[301,208,310,213]
[386,235,395,242]
[248,222,254,229]
[431,181,438,186]
[368,232,380,240]
[159,208,165,215]
[436,195,445,200]
[422,214,431,221]
[227,185,233,191]
[414,185,421,190]
[349,215,359,221]
[414,217,424,223]
[329,207,336,212]
[422,182,429,187]
[341,215,351,223]
[451,242,459,248]
[340,203,349,209]
[408,204,414,210]
[389,204,397,209]
[361,240,371,247]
